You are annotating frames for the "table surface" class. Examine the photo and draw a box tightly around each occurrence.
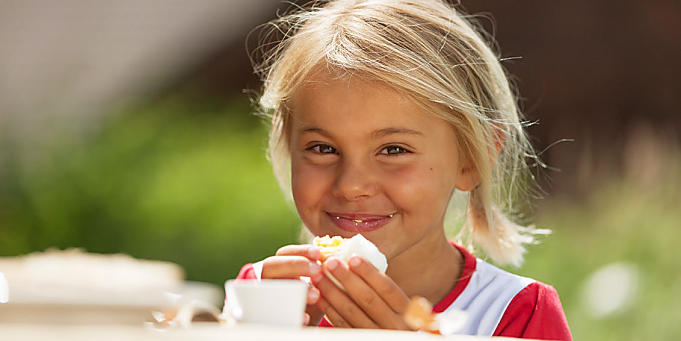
[0,323,529,341]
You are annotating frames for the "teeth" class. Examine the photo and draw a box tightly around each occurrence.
[332,214,396,221]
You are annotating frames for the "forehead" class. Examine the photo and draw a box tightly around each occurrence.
[289,72,442,135]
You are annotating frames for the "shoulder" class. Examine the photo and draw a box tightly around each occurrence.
[440,244,534,314]
[444,258,534,335]
[493,281,572,340]
[471,259,536,294]
[451,258,536,312]
[441,247,571,339]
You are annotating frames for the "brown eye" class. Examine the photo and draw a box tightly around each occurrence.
[380,145,410,155]
[309,144,337,154]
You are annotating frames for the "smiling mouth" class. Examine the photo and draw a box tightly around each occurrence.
[325,212,397,232]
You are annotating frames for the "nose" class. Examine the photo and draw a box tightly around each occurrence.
[332,158,378,202]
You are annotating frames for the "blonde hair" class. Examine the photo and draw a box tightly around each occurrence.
[251,0,548,266]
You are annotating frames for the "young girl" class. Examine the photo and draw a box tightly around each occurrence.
[235,0,571,339]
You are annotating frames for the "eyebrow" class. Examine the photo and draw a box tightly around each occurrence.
[301,127,424,138]
[372,127,424,138]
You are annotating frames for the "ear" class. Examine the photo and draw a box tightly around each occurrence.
[455,127,505,192]
[455,152,480,192]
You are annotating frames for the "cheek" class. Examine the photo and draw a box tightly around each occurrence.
[385,164,454,216]
[291,161,332,214]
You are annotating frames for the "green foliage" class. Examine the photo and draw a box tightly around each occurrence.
[0,98,301,285]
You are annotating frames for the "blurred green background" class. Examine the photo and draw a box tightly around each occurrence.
[1,97,303,284]
[1,1,680,340]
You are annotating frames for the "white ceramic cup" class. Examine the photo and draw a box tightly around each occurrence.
[224,279,307,327]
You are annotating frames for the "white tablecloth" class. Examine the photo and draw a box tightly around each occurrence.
[0,324,527,341]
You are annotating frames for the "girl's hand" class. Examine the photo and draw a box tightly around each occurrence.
[312,255,411,329]
[261,244,324,326]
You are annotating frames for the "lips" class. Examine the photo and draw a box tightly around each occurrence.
[326,211,396,232]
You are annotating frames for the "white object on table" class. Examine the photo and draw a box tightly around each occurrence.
[224,279,307,327]
[0,324,518,341]
[0,280,222,325]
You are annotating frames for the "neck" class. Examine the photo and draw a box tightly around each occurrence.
[386,229,463,305]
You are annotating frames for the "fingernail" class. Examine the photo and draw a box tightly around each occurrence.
[327,258,339,270]
[309,247,321,260]
[349,256,361,267]
[309,262,321,275]
[311,272,323,283]
[308,289,319,302]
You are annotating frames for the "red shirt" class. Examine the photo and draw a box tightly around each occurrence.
[235,242,572,340]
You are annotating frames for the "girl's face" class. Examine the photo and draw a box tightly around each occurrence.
[289,73,477,260]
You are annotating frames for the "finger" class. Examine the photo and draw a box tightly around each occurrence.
[303,312,310,326]
[325,257,408,329]
[317,297,350,328]
[261,256,321,279]
[312,262,378,329]
[306,303,325,326]
[276,245,322,261]
[348,256,410,314]
[307,286,320,305]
